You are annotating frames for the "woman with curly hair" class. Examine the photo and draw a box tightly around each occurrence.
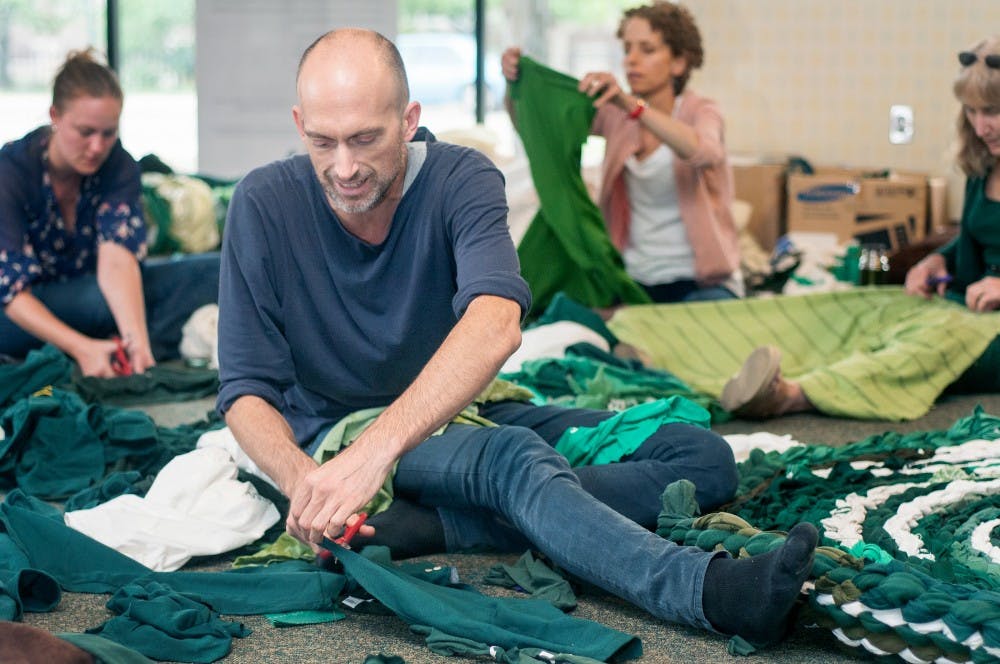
[502,2,742,303]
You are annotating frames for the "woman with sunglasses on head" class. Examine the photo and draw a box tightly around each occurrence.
[502,1,742,304]
[0,48,219,377]
[720,36,1000,419]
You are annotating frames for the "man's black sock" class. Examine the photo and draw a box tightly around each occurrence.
[350,498,447,560]
[701,522,818,647]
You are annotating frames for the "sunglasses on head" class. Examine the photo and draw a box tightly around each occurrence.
[959,51,1000,69]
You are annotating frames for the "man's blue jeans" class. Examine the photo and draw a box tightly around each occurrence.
[391,401,737,629]
[0,252,220,360]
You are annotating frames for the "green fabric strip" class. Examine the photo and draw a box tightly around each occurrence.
[553,397,710,467]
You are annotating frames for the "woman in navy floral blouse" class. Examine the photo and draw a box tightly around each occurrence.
[0,49,219,376]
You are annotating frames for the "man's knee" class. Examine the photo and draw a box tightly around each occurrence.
[646,423,738,509]
[686,429,738,509]
[478,425,575,492]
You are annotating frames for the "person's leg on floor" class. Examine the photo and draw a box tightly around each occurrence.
[480,400,738,519]
[391,422,816,642]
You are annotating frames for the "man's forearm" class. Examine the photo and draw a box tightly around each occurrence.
[225,395,318,497]
[357,294,522,461]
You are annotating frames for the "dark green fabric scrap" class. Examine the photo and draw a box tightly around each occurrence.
[0,490,345,616]
[511,56,649,317]
[484,550,577,611]
[88,579,250,664]
[0,388,213,500]
[0,344,73,409]
[0,531,60,621]
[1,389,107,498]
[58,632,155,663]
[363,655,406,664]
[63,471,151,511]
[265,608,346,627]
[531,291,619,348]
[331,542,642,661]
[72,363,219,406]
[414,624,610,663]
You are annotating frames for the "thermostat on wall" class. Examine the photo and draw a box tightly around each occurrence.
[889,105,914,144]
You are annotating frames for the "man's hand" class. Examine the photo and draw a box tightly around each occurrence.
[286,439,388,545]
[965,276,1000,312]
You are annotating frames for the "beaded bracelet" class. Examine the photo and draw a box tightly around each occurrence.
[628,98,647,120]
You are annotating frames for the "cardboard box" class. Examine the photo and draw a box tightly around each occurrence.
[731,159,786,251]
[786,168,927,251]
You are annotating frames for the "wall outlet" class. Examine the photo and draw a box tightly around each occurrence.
[889,105,914,144]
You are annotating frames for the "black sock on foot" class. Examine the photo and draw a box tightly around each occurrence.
[349,499,447,560]
[701,522,818,647]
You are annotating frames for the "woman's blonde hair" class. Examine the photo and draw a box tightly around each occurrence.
[953,35,1000,177]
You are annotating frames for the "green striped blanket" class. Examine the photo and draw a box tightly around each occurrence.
[607,288,1000,420]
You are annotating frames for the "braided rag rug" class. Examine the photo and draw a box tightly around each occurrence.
[660,407,1000,662]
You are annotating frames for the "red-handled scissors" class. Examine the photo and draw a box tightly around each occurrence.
[316,512,368,569]
[111,336,133,376]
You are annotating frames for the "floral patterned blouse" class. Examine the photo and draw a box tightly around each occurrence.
[0,126,147,306]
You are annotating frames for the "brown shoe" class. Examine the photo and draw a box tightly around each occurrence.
[720,346,784,418]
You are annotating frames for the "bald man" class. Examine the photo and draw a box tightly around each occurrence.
[216,28,818,648]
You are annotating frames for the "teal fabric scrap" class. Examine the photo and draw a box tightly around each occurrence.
[0,344,73,409]
[484,550,577,611]
[530,291,619,348]
[0,387,221,500]
[414,624,608,663]
[726,634,757,656]
[72,362,219,406]
[331,542,642,661]
[266,608,347,627]
[58,632,155,663]
[0,490,345,615]
[0,531,60,620]
[63,470,150,511]
[363,655,407,664]
[554,397,710,467]
[89,579,250,663]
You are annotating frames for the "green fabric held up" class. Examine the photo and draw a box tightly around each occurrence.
[511,57,649,318]
[554,397,710,467]
[608,288,1000,420]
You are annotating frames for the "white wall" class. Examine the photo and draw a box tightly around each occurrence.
[195,0,398,178]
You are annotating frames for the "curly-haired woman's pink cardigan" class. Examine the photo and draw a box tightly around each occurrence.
[592,91,740,286]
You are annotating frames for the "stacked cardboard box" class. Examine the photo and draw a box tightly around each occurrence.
[786,168,928,251]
